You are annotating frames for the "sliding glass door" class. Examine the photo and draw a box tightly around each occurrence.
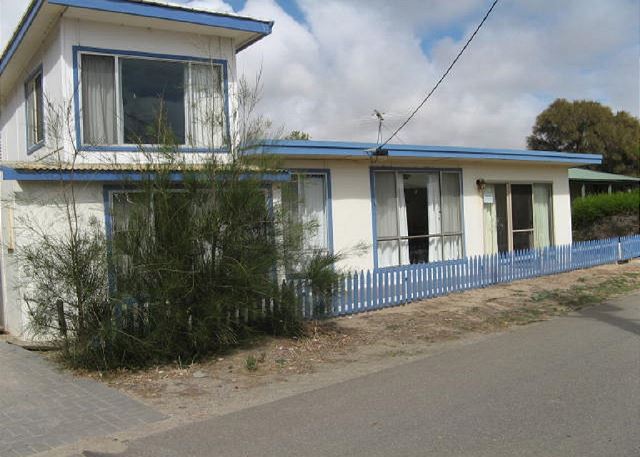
[483,183,552,254]
[511,184,534,250]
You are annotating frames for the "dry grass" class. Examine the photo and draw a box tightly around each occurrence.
[80,260,640,419]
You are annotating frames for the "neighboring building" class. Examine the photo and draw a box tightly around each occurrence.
[0,0,600,337]
[569,168,640,200]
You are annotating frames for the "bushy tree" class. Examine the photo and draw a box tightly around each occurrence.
[527,99,640,176]
[17,75,341,370]
[284,130,311,140]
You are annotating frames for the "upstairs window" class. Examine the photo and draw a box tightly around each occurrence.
[80,52,225,148]
[25,68,44,151]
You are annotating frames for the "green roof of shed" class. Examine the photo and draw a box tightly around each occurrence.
[569,168,640,182]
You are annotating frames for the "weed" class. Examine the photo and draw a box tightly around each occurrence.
[529,275,639,311]
[245,355,258,372]
[530,290,559,302]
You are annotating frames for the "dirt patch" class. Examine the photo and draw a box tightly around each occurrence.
[82,261,640,420]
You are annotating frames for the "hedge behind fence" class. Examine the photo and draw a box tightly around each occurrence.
[572,190,640,228]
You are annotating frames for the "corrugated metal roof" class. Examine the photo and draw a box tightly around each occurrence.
[134,0,270,23]
[2,161,212,172]
[1,0,273,79]
[253,140,603,165]
[569,168,640,182]
[0,161,291,182]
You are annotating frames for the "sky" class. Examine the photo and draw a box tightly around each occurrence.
[1,0,638,148]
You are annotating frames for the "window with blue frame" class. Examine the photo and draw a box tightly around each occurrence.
[374,170,463,267]
[80,52,225,148]
[25,68,44,150]
[281,173,329,254]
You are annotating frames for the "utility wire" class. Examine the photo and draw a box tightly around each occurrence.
[376,0,499,151]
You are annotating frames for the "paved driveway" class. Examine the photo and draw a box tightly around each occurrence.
[93,292,640,457]
[0,342,164,457]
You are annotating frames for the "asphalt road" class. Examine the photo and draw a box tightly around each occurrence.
[91,292,640,457]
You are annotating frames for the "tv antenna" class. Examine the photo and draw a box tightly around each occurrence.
[373,109,385,144]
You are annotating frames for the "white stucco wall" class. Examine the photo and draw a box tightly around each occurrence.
[0,158,573,336]
[282,157,573,271]
[0,180,106,337]
[0,14,238,167]
[460,162,572,256]
[0,22,64,163]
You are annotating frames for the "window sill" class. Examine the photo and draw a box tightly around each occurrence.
[26,141,44,155]
[79,145,230,153]
[376,257,466,271]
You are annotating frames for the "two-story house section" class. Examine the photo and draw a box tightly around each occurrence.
[0,0,274,336]
[0,0,601,337]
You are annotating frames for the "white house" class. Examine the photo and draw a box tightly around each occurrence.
[0,0,601,337]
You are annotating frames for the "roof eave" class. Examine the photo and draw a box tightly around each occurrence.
[254,140,603,166]
[0,0,273,78]
[0,164,291,182]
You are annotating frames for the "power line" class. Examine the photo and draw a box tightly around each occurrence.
[382,123,407,144]
[375,0,499,151]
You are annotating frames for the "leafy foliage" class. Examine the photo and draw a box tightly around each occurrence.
[18,76,341,370]
[284,130,311,141]
[572,190,640,227]
[108,155,308,366]
[527,99,640,176]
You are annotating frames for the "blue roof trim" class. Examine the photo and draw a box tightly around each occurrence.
[1,167,291,182]
[0,0,44,76]
[0,0,273,76]
[255,140,603,165]
[48,0,273,34]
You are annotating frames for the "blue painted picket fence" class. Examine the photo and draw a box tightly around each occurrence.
[294,234,640,318]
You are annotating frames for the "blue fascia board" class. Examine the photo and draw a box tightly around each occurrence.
[255,140,603,165]
[0,0,273,77]
[1,167,291,183]
[48,0,273,35]
[0,0,44,76]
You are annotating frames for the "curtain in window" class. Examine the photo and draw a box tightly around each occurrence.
[25,79,37,146]
[533,184,551,248]
[376,173,399,267]
[483,184,498,254]
[299,176,327,251]
[396,175,410,265]
[26,73,43,146]
[190,63,221,148]
[426,173,442,262]
[441,172,462,260]
[81,54,116,144]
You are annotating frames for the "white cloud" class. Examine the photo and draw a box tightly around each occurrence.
[234,0,639,148]
[174,0,234,14]
[0,0,28,51]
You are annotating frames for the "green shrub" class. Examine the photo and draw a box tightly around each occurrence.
[17,82,342,371]
[572,190,640,228]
